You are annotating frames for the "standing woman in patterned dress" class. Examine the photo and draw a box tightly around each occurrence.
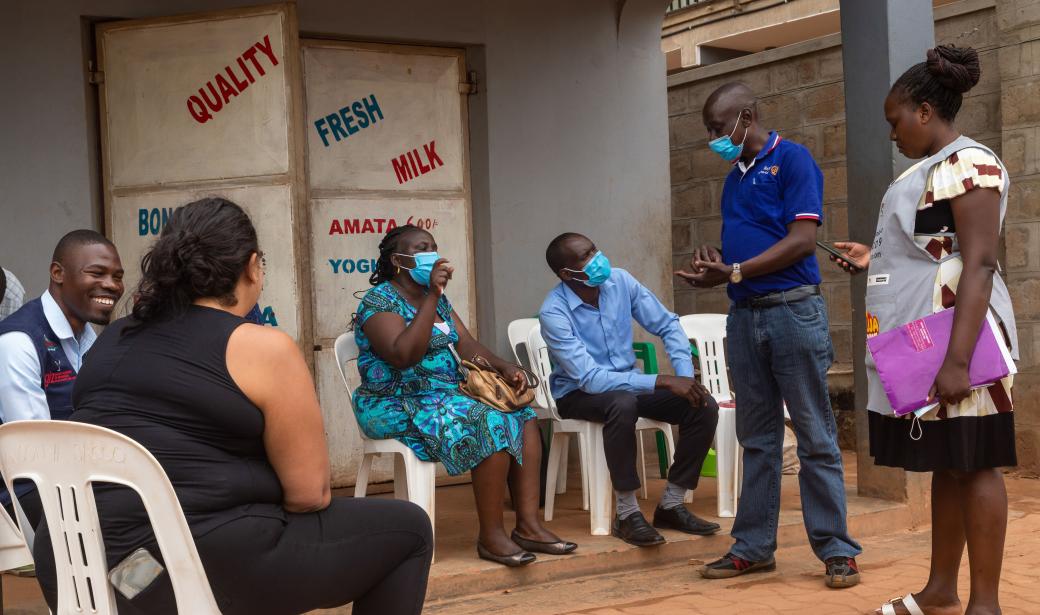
[832,46,1018,615]
[353,225,577,567]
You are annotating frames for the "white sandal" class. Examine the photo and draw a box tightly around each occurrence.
[880,594,925,615]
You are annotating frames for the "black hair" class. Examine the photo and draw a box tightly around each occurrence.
[891,45,980,121]
[130,197,258,327]
[369,224,423,286]
[52,229,115,265]
[545,232,586,272]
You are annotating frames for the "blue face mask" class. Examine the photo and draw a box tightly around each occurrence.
[708,113,748,162]
[395,252,440,287]
[564,251,612,287]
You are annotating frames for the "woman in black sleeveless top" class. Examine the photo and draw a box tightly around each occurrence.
[32,198,432,615]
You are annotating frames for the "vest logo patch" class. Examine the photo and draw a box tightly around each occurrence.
[770,165,779,175]
[44,338,59,352]
[43,371,75,388]
[867,274,890,286]
[866,312,880,338]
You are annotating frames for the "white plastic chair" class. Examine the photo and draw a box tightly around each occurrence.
[333,333,437,548]
[0,420,221,615]
[0,496,34,611]
[679,314,742,517]
[507,318,584,505]
[527,325,677,535]
[678,313,791,518]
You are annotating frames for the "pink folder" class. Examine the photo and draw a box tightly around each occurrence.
[866,309,1016,416]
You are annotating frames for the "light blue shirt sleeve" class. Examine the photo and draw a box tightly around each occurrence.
[0,332,51,422]
[539,308,658,395]
[625,272,695,378]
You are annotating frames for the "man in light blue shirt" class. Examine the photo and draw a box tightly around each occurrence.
[539,233,719,547]
[0,230,124,522]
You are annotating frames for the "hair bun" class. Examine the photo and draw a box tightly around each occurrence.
[926,45,980,94]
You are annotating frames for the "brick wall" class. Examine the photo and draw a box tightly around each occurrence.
[998,0,1040,469]
[667,1,1040,470]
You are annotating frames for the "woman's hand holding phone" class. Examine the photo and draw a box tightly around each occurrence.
[822,241,869,274]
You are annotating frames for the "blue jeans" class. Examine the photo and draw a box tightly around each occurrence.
[726,294,861,562]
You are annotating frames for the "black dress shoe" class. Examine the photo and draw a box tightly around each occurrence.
[511,530,578,555]
[477,542,537,567]
[612,511,665,547]
[652,505,721,535]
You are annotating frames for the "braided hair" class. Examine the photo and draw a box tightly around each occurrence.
[369,224,421,286]
[891,45,980,121]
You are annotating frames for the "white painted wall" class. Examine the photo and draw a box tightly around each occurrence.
[1,0,674,357]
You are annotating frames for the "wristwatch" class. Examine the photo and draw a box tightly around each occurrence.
[729,262,743,284]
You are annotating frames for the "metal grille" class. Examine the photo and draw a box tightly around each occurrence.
[666,0,705,13]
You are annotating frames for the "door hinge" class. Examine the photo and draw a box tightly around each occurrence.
[87,61,104,85]
[459,70,478,95]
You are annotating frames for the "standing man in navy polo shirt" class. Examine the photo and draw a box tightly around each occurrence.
[676,82,861,588]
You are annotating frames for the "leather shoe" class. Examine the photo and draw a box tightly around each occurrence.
[612,511,665,547]
[652,505,721,535]
[511,530,578,555]
[476,542,536,567]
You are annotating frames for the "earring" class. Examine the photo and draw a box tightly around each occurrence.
[396,266,400,274]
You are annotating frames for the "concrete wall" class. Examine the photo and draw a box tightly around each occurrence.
[0,0,675,358]
[666,0,1040,470]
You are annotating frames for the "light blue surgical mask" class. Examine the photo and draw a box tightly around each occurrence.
[708,112,748,162]
[564,251,612,287]
[395,252,440,287]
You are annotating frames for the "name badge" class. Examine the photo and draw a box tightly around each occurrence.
[867,274,890,287]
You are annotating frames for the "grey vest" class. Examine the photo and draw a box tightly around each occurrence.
[865,136,1018,415]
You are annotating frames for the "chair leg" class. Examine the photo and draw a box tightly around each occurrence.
[403,456,437,562]
[394,454,408,501]
[637,431,648,500]
[715,406,739,518]
[587,425,612,536]
[556,442,569,495]
[577,431,591,511]
[355,454,374,498]
[544,432,567,522]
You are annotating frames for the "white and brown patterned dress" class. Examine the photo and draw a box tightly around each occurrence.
[868,147,1016,471]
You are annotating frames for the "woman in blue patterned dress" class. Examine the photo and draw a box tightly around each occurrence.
[353,225,576,567]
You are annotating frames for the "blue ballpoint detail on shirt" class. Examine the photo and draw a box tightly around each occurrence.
[538,268,694,400]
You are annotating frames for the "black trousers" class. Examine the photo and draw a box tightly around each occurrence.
[556,389,718,493]
[35,497,432,615]
[2,486,43,531]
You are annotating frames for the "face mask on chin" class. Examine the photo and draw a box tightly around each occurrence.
[709,112,749,162]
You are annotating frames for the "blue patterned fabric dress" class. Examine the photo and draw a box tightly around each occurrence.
[352,282,536,475]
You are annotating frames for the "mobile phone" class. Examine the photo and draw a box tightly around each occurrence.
[816,241,863,272]
[109,548,164,600]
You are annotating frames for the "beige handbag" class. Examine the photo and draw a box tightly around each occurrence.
[449,346,539,413]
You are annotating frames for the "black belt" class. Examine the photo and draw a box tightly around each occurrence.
[733,284,820,309]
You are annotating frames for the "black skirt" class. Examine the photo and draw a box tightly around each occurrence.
[868,410,1017,472]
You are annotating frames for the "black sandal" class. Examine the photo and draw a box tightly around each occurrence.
[476,542,536,567]
[510,530,578,555]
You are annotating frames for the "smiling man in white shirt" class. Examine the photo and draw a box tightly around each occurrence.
[0,230,124,518]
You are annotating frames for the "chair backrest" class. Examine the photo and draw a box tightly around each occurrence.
[333,332,374,444]
[678,313,732,402]
[506,318,540,371]
[0,499,33,573]
[333,332,362,399]
[0,421,221,614]
[525,325,565,422]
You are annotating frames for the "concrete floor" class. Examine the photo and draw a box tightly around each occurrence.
[0,453,926,614]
